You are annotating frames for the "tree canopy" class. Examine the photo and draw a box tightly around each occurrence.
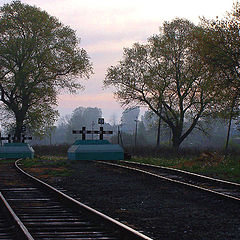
[193,2,240,151]
[194,2,240,91]
[0,1,92,140]
[104,19,216,149]
[64,106,102,142]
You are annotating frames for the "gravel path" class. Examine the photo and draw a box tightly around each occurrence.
[28,160,240,240]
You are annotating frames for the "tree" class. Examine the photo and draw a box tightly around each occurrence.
[0,1,92,141]
[120,107,140,133]
[104,19,216,149]
[66,106,102,142]
[193,2,240,152]
[67,107,102,129]
[142,109,170,147]
[109,113,118,126]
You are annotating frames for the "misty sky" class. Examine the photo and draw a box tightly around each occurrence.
[0,0,234,122]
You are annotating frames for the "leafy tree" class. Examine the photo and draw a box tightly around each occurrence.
[50,115,70,144]
[0,1,92,141]
[120,107,140,133]
[109,113,118,126]
[66,106,102,142]
[142,109,170,147]
[104,19,216,149]
[68,107,102,129]
[194,3,240,90]
[193,2,240,152]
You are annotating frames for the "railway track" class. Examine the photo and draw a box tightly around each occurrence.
[0,159,153,240]
[96,160,240,203]
[0,193,18,240]
[0,191,34,240]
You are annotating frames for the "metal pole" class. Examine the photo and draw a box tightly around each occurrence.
[82,127,86,140]
[118,125,120,144]
[91,121,95,140]
[134,119,139,150]
[100,126,103,140]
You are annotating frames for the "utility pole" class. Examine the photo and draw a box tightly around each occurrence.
[134,118,139,150]
[118,125,120,144]
[118,123,124,147]
[91,121,95,140]
[225,96,236,155]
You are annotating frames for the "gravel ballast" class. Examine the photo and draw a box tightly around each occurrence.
[27,160,240,240]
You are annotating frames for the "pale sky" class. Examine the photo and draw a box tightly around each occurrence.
[0,0,235,122]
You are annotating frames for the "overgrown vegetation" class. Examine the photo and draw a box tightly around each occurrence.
[33,144,70,157]
[130,152,240,183]
[21,145,240,183]
[21,156,73,178]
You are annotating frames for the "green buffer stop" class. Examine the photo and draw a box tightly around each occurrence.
[68,140,124,160]
[0,143,34,159]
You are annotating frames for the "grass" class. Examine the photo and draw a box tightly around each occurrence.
[32,144,70,157]
[21,156,73,178]
[0,159,16,164]
[19,145,240,183]
[130,152,240,183]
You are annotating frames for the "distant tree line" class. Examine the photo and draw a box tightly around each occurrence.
[30,106,240,152]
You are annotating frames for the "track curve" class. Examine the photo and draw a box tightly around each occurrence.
[0,159,153,240]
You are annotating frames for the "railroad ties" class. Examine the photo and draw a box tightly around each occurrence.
[97,160,240,203]
[0,204,15,240]
[0,160,152,240]
[0,161,118,239]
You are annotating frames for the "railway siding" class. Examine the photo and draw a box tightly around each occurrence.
[101,160,240,203]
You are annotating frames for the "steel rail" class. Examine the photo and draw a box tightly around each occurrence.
[95,160,240,203]
[0,192,34,240]
[120,160,240,187]
[15,159,153,240]
[119,160,240,200]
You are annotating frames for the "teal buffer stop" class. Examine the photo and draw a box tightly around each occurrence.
[0,134,34,159]
[68,126,124,160]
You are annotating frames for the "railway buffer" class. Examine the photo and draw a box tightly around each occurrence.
[68,126,124,160]
[0,132,34,159]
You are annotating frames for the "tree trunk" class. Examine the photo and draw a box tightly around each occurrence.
[172,136,181,150]
[156,104,163,148]
[225,97,236,155]
[225,116,232,154]
[15,114,24,142]
[171,127,183,151]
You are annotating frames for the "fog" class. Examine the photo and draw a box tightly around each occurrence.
[30,106,240,151]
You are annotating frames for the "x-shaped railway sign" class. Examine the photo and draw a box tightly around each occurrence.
[0,133,32,143]
[21,134,32,143]
[72,126,113,140]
